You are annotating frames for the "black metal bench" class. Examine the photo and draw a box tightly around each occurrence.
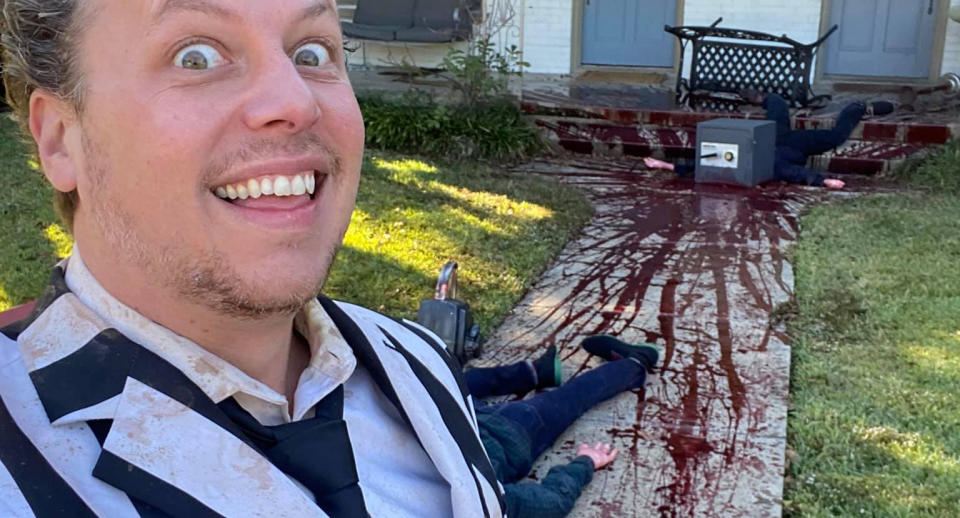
[664,18,837,111]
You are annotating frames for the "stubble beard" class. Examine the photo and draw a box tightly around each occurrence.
[80,131,346,320]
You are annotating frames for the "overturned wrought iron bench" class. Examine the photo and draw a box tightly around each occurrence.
[664,18,838,111]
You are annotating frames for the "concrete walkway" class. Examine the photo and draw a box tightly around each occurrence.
[475,159,831,517]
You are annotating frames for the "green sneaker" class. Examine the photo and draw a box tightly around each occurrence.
[532,344,562,388]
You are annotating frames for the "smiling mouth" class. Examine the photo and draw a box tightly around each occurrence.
[212,171,325,205]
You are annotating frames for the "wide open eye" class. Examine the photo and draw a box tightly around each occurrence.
[174,43,226,70]
[292,42,331,67]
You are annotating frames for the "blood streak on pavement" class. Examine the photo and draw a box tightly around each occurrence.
[476,158,827,517]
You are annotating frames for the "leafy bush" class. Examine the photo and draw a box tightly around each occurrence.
[358,91,541,161]
[442,37,527,109]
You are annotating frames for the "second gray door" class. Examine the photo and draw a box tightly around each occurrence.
[822,0,939,78]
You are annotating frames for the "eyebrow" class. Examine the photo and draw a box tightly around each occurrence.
[151,0,333,27]
[300,0,333,19]
[151,0,240,26]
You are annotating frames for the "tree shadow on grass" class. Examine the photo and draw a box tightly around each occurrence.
[0,190,62,309]
[787,319,960,516]
[786,413,960,516]
[323,244,436,323]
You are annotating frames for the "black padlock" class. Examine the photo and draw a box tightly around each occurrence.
[416,261,481,364]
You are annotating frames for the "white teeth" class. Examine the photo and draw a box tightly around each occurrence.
[274,176,292,196]
[247,178,261,199]
[216,172,316,200]
[291,175,306,196]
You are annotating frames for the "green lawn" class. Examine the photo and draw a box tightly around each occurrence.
[0,117,61,310]
[785,142,960,517]
[0,115,592,335]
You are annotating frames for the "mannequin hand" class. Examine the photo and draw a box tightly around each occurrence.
[643,157,675,172]
[576,442,618,470]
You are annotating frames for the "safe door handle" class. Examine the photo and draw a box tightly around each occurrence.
[435,261,458,301]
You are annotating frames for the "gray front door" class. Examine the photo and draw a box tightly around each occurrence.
[822,0,939,78]
[581,0,677,67]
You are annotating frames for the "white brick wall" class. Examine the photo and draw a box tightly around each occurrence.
[682,0,823,45]
[943,3,960,74]
[521,0,573,74]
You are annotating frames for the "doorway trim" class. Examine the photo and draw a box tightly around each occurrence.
[815,0,950,84]
[569,0,685,78]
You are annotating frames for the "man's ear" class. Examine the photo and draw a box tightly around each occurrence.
[29,90,81,193]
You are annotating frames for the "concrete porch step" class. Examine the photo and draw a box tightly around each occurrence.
[811,141,934,175]
[535,116,936,175]
[534,116,697,159]
[522,95,959,146]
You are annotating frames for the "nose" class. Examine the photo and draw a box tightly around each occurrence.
[242,53,321,133]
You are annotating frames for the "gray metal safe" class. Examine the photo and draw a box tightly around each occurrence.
[695,119,776,187]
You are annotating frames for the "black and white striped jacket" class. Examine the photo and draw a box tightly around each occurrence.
[0,267,505,517]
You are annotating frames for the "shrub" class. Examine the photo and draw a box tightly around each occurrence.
[442,37,527,110]
[358,91,541,162]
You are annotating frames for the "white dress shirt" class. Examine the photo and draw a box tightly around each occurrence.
[64,248,453,517]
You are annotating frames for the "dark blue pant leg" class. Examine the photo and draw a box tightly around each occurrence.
[763,94,793,143]
[464,361,537,399]
[782,102,866,156]
[774,160,825,186]
[675,161,695,177]
[490,360,646,460]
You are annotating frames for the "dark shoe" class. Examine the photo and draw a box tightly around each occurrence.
[581,335,659,370]
[532,344,562,388]
[867,101,895,117]
[739,87,766,105]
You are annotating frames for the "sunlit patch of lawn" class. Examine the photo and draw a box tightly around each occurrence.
[0,285,10,311]
[44,223,74,259]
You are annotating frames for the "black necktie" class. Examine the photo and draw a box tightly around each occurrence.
[218,385,368,517]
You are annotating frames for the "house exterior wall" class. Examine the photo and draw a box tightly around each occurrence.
[519,0,574,74]
[682,0,822,45]
[342,0,960,79]
[518,0,960,78]
[944,9,960,74]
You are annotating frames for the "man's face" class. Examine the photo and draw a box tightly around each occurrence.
[70,0,364,316]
